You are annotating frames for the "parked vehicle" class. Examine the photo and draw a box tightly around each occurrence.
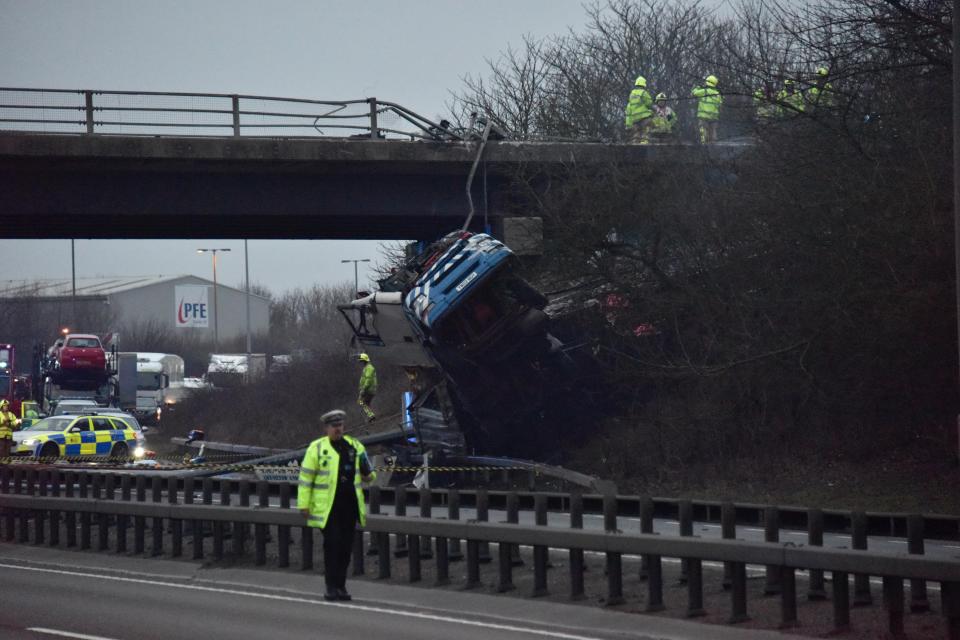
[46,333,109,390]
[52,398,100,415]
[12,412,146,459]
[120,352,185,425]
[206,353,266,388]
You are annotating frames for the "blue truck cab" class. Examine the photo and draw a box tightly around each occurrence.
[403,232,550,365]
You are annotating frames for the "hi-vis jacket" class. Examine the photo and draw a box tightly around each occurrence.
[0,409,19,440]
[298,435,375,529]
[359,363,378,396]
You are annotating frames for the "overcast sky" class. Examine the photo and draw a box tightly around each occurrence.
[0,0,594,294]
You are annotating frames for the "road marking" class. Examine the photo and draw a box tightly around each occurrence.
[5,564,604,640]
[27,628,120,640]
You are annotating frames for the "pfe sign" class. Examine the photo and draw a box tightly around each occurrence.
[175,285,210,328]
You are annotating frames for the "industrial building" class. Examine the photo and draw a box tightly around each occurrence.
[0,276,270,370]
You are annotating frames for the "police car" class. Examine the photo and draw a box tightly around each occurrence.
[12,412,146,460]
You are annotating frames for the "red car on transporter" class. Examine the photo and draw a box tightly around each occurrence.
[47,333,109,390]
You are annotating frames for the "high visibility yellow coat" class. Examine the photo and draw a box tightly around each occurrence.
[624,87,653,127]
[359,363,377,396]
[0,409,18,440]
[298,435,375,529]
[777,89,804,115]
[691,86,722,121]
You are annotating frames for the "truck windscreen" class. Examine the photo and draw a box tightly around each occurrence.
[137,372,163,390]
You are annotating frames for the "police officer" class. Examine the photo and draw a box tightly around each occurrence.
[0,399,20,459]
[298,409,376,601]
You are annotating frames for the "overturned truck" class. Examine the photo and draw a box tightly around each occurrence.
[339,232,579,458]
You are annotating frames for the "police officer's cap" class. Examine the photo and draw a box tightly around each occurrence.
[321,410,346,426]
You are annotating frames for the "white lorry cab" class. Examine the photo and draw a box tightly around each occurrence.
[122,353,185,425]
[206,354,266,388]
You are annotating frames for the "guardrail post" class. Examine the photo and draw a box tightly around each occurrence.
[367,486,380,556]
[49,469,60,547]
[434,527,450,586]
[408,527,422,583]
[832,570,850,631]
[447,489,463,562]
[255,480,268,566]
[301,524,315,571]
[686,557,705,617]
[278,482,290,568]
[96,474,112,551]
[497,492,518,592]
[506,492,523,567]
[604,492,624,605]
[34,470,46,545]
[729,561,749,623]
[19,469,33,544]
[185,478,203,560]
[85,90,94,134]
[647,550,664,612]
[394,485,408,558]
[476,489,491,563]
[764,507,781,595]
[3,467,15,542]
[134,476,145,554]
[418,486,433,559]
[169,477,182,557]
[533,493,548,597]
[231,95,241,137]
[235,479,250,556]
[721,501,736,590]
[376,522,390,579]
[16,468,28,544]
[780,566,798,628]
[465,538,480,588]
[942,581,960,640]
[882,576,905,638]
[151,476,162,556]
[807,508,826,599]
[214,479,228,560]
[368,98,378,139]
[0,465,9,494]
[678,500,693,584]
[352,527,365,576]
[65,471,76,547]
[907,514,929,612]
[78,473,91,549]
[117,475,130,553]
[851,511,872,606]
[569,492,585,600]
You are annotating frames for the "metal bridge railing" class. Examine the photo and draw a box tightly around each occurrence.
[0,87,469,141]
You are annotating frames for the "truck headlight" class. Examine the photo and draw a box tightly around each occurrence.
[155,407,162,420]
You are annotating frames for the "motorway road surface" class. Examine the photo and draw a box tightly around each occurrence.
[0,543,788,640]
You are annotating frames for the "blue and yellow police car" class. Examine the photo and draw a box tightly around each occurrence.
[11,412,146,460]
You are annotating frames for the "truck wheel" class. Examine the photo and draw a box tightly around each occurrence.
[111,442,129,461]
[39,442,59,461]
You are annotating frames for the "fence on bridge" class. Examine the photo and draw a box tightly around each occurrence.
[1,466,959,637]
[0,87,467,141]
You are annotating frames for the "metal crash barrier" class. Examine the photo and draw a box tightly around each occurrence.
[1,466,960,637]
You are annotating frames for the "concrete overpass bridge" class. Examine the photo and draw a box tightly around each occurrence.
[0,87,746,240]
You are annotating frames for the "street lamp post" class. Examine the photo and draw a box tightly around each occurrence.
[341,258,371,297]
[197,248,231,352]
